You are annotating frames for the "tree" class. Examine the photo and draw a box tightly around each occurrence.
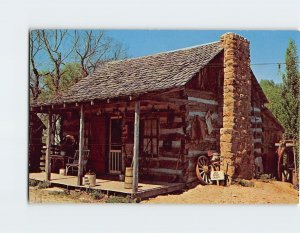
[281,40,299,141]
[260,80,284,124]
[29,30,43,100]
[39,29,77,95]
[39,63,82,101]
[29,30,128,144]
[74,30,127,79]
[29,29,128,100]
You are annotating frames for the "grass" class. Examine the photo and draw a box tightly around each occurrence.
[105,195,138,203]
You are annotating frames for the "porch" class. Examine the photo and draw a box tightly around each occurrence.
[29,172,185,199]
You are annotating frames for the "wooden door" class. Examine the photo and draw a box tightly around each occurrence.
[89,116,107,175]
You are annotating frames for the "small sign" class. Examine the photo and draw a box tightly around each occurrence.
[210,171,225,181]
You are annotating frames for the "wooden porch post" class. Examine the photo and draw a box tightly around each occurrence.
[132,101,140,194]
[77,105,85,186]
[45,111,52,181]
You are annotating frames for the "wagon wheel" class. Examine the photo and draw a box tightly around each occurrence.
[196,155,213,185]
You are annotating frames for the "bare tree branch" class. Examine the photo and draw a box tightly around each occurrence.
[29,30,43,100]
[74,30,127,79]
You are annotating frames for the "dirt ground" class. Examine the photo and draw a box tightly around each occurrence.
[143,180,299,204]
[29,180,299,204]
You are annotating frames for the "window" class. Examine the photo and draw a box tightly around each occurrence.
[142,119,158,157]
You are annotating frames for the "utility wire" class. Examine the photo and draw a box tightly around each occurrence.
[251,62,300,66]
[202,61,300,68]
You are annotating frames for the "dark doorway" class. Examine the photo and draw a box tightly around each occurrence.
[89,116,107,175]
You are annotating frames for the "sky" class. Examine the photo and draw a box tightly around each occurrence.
[106,30,300,83]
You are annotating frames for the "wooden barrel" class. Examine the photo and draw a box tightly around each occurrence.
[124,167,133,189]
[84,174,96,187]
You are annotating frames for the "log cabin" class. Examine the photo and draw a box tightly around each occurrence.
[29,32,284,192]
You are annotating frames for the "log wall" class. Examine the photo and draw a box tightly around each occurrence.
[183,89,221,183]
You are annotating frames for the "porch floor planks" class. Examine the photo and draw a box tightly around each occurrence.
[29,172,185,199]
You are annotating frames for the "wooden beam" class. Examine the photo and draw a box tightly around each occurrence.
[77,105,85,186]
[132,101,140,194]
[188,96,219,105]
[45,111,52,181]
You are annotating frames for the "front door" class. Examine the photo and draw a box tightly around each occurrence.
[109,117,122,174]
[89,116,107,175]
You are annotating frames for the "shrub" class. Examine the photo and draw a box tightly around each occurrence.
[90,190,104,200]
[29,179,39,187]
[37,180,51,189]
[239,179,255,187]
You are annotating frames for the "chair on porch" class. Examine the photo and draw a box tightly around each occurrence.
[65,149,90,175]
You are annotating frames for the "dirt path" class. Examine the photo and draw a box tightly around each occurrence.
[142,181,299,204]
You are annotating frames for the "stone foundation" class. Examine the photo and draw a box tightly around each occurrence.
[220,33,254,179]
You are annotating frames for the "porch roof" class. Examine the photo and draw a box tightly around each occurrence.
[31,41,223,107]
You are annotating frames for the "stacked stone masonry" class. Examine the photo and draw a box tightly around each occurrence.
[220,33,254,179]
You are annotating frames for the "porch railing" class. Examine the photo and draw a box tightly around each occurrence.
[109,149,122,174]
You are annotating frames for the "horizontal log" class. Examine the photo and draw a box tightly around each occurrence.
[159,148,181,157]
[160,127,184,135]
[253,138,262,143]
[160,122,184,129]
[186,176,198,183]
[160,116,183,123]
[188,97,218,106]
[187,149,208,158]
[251,128,262,133]
[186,160,197,172]
[159,133,185,141]
[186,141,217,151]
[204,137,217,142]
[150,160,181,170]
[142,168,182,176]
[185,89,217,100]
[158,140,181,148]
[251,107,261,113]
[188,111,206,117]
[187,104,218,112]
[148,157,180,162]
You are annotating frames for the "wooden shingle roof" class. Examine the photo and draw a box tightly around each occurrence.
[32,41,223,106]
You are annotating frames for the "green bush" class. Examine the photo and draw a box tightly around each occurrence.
[90,190,104,200]
[239,179,255,187]
[37,180,51,189]
[29,179,39,187]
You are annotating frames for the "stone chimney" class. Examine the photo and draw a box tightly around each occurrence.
[220,33,254,179]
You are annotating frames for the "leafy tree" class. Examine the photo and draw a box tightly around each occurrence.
[39,63,82,101]
[260,80,284,124]
[281,40,299,141]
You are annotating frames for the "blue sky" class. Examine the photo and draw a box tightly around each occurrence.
[107,30,300,83]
